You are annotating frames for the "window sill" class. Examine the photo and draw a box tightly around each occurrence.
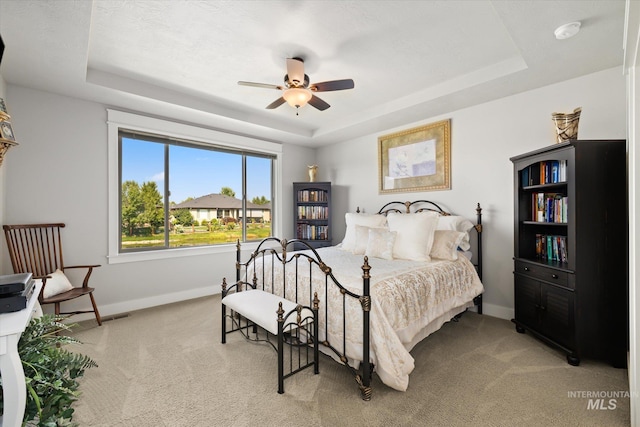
[107,241,262,264]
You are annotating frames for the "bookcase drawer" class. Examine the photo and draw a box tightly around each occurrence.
[514,260,571,288]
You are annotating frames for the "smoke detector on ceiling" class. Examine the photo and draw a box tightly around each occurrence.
[554,22,581,40]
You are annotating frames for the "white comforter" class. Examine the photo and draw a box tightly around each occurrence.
[245,246,483,391]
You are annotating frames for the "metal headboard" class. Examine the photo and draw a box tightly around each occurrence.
[376,200,449,216]
[363,200,484,314]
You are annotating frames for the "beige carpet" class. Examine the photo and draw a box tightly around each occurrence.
[68,295,630,426]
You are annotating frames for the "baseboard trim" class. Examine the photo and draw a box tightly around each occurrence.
[53,284,221,323]
[58,287,514,325]
[481,303,513,321]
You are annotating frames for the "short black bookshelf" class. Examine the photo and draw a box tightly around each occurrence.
[293,182,331,250]
[510,139,627,368]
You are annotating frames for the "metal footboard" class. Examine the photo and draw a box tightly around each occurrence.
[230,237,373,400]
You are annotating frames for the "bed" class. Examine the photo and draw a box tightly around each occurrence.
[221,200,484,400]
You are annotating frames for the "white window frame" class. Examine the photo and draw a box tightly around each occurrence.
[107,109,282,264]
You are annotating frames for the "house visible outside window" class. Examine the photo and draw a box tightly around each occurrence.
[120,131,274,252]
[107,109,282,264]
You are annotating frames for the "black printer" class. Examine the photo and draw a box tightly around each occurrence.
[0,272,36,313]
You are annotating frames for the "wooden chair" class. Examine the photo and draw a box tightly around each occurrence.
[3,223,102,325]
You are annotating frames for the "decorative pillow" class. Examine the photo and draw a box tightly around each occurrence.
[436,215,475,251]
[340,213,388,252]
[42,269,74,299]
[430,230,466,261]
[353,225,371,255]
[386,212,439,261]
[365,228,397,260]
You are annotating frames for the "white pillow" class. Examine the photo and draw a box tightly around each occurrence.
[352,224,389,254]
[387,212,439,261]
[353,225,370,255]
[430,230,466,261]
[365,228,396,260]
[42,269,74,299]
[436,215,475,251]
[341,213,388,252]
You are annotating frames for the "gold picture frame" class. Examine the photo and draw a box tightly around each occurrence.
[378,119,451,193]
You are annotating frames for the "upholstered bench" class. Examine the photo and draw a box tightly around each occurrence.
[221,283,319,394]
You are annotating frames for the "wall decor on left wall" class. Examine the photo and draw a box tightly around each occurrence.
[0,97,19,167]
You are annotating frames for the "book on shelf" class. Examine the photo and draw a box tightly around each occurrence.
[531,192,567,223]
[297,205,329,220]
[560,160,567,181]
[535,234,567,263]
[521,160,567,187]
[549,161,558,184]
[536,193,544,222]
[297,189,328,203]
[522,167,530,187]
[296,223,328,240]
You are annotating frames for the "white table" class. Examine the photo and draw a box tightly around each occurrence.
[0,281,42,427]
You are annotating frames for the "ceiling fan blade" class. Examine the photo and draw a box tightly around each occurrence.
[286,58,305,86]
[310,79,355,92]
[238,81,283,90]
[266,97,286,109]
[308,95,330,111]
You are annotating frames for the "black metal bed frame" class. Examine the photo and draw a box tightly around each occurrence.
[221,201,483,400]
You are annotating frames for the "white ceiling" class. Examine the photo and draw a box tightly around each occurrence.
[0,0,627,147]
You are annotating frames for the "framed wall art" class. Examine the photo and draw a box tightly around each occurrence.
[378,119,451,193]
[0,97,8,120]
[0,120,15,142]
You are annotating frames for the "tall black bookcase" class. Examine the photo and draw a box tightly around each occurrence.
[510,139,627,368]
[293,182,332,250]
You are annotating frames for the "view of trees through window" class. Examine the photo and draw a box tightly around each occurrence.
[119,132,273,251]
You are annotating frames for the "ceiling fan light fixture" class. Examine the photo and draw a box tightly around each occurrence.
[283,87,312,108]
[554,21,581,40]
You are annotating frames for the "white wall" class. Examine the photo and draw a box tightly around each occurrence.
[317,67,627,319]
[0,73,6,273]
[1,85,316,317]
[624,0,640,423]
[1,67,627,320]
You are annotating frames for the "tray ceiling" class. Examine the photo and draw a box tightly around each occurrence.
[0,0,627,146]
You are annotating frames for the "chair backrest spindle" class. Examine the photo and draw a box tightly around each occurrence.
[3,223,66,278]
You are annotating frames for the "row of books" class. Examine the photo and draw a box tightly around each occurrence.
[521,160,567,187]
[297,190,328,202]
[532,192,568,223]
[297,205,329,220]
[296,224,328,240]
[536,234,568,263]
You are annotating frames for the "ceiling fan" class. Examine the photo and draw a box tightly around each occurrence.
[238,57,355,114]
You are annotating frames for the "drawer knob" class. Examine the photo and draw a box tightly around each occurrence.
[524,267,530,271]
[552,274,559,279]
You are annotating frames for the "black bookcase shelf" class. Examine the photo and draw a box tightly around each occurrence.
[293,182,332,250]
[510,140,627,368]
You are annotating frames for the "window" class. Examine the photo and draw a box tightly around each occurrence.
[108,110,282,264]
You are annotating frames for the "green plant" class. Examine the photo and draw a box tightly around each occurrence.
[0,314,97,426]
